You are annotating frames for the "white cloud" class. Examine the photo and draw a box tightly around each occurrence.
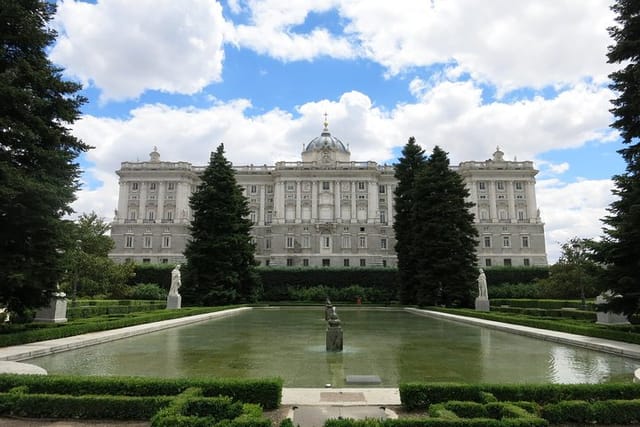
[51,0,226,101]
[226,0,616,92]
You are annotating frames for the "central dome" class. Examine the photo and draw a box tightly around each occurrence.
[304,121,349,154]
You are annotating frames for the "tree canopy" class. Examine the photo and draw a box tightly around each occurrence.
[0,1,90,316]
[183,144,260,305]
[592,0,640,316]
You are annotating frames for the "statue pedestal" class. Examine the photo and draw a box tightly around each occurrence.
[166,294,182,309]
[326,327,343,352]
[475,297,490,312]
[35,293,68,323]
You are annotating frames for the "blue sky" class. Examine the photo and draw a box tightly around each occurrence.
[50,0,622,262]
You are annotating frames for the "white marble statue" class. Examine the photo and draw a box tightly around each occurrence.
[477,268,488,299]
[169,265,182,296]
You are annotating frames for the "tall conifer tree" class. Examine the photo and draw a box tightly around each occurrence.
[0,1,89,316]
[393,137,427,304]
[413,146,478,307]
[184,144,259,305]
[593,0,640,316]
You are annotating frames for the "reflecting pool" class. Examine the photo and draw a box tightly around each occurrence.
[28,308,640,387]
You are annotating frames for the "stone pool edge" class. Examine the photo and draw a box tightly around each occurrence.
[407,308,640,360]
[0,307,251,362]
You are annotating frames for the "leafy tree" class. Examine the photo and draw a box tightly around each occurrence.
[184,144,260,305]
[0,1,90,316]
[393,137,427,304]
[592,0,640,316]
[536,237,602,301]
[413,146,478,307]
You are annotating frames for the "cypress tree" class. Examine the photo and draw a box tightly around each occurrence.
[593,0,640,316]
[183,144,260,305]
[0,1,89,317]
[413,146,478,307]
[393,137,427,304]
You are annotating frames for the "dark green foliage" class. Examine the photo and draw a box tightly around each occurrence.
[65,299,165,320]
[394,137,427,304]
[128,264,175,291]
[0,374,283,410]
[257,267,398,302]
[487,284,540,299]
[489,299,595,310]
[129,283,168,300]
[592,0,640,317]
[413,147,478,307]
[483,267,549,286]
[0,0,90,316]
[184,144,260,305]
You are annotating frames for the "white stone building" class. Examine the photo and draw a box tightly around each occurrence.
[109,123,548,267]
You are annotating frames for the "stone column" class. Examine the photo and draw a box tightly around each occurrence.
[488,181,497,222]
[117,181,128,222]
[526,181,537,221]
[138,181,147,222]
[275,181,285,224]
[467,179,479,223]
[351,181,356,222]
[334,180,340,221]
[311,181,318,222]
[367,180,377,223]
[157,181,165,221]
[295,180,302,223]
[507,181,516,222]
[259,184,266,225]
[387,184,394,226]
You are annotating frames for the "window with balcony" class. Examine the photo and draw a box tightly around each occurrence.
[286,236,294,248]
[125,235,134,248]
[503,236,511,247]
[162,236,171,248]
[143,236,152,248]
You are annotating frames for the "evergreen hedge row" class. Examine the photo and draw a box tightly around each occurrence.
[490,306,595,321]
[66,301,165,320]
[490,299,595,310]
[399,383,640,410]
[482,267,549,286]
[128,264,175,290]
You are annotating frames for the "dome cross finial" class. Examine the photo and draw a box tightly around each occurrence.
[323,112,329,131]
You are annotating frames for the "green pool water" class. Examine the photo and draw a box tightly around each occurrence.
[28,308,640,387]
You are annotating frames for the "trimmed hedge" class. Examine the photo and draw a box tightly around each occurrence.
[490,306,595,321]
[129,264,175,291]
[429,307,640,345]
[67,301,165,320]
[399,383,640,410]
[490,299,595,311]
[256,267,398,302]
[483,267,549,286]
[0,374,283,410]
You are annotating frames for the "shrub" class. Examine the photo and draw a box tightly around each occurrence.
[130,283,168,300]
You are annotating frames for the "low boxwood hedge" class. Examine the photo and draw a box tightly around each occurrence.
[0,374,283,410]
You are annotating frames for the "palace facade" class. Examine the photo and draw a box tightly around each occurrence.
[109,123,548,267]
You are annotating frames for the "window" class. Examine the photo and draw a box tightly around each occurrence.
[167,182,175,191]
[161,258,168,264]
[524,258,530,266]
[515,182,523,190]
[483,236,491,248]
[379,185,386,194]
[131,182,139,191]
[519,236,529,248]
[357,182,366,191]
[303,259,309,267]
[143,236,152,248]
[360,227,365,232]
[480,210,488,220]
[266,211,273,225]
[380,210,386,224]
[360,259,366,267]
[497,181,505,190]
[250,185,257,194]
[503,236,511,247]
[322,259,330,267]
[478,182,486,190]
[499,210,507,220]
[286,258,293,267]
[125,235,134,248]
[142,258,151,264]
[148,211,155,220]
[323,236,331,248]
[286,236,294,248]
[165,211,173,221]
[518,210,525,220]
[344,259,350,267]
[265,239,271,250]
[286,182,295,191]
[381,238,387,249]
[382,260,387,267]
[162,236,171,248]
[485,259,492,267]
[266,185,273,193]
[149,183,156,191]
[250,211,256,224]
[129,210,137,220]
[342,235,351,249]
[504,258,512,267]
[265,260,270,266]
[322,181,330,190]
[359,236,366,248]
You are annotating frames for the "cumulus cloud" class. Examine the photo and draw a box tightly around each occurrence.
[51,0,226,101]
